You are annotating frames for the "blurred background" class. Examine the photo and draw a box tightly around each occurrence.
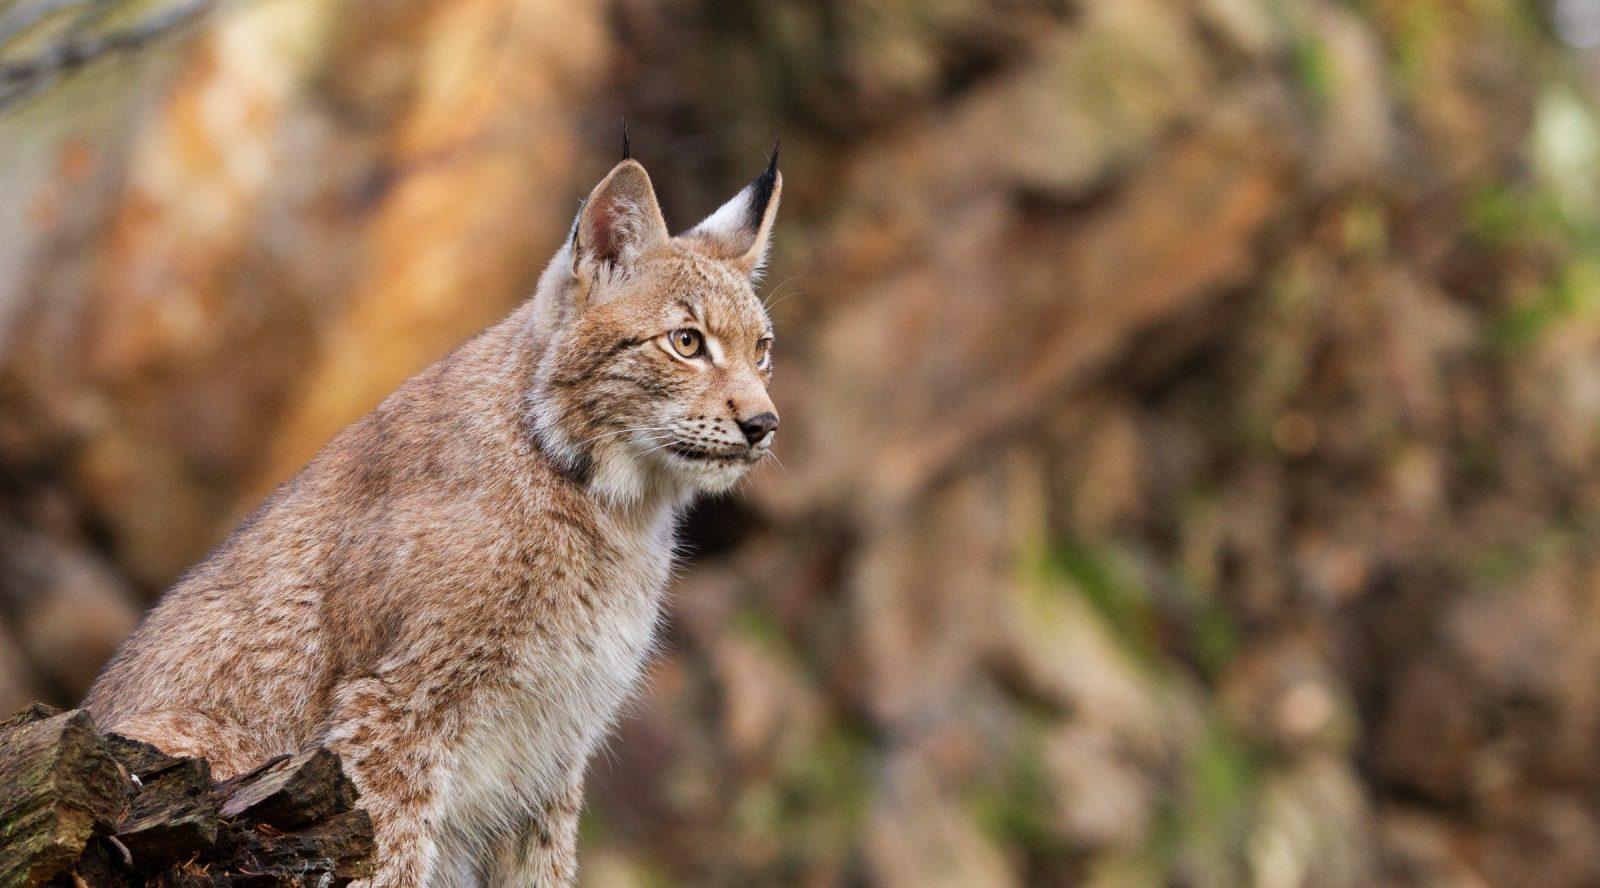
[3,0,1600,884]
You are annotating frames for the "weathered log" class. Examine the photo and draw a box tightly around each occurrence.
[113,756,217,865]
[216,749,355,830]
[102,733,180,780]
[0,705,374,886]
[51,838,134,888]
[0,709,127,887]
[0,704,63,733]
[210,810,378,885]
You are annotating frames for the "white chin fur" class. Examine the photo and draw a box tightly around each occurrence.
[586,439,752,504]
[654,446,757,494]
[681,459,752,494]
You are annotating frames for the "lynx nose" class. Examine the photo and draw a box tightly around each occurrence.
[738,412,779,445]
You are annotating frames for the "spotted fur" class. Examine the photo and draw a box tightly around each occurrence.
[84,157,782,887]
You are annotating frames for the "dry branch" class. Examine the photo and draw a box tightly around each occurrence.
[0,0,213,112]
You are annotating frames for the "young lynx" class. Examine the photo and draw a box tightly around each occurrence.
[84,150,782,886]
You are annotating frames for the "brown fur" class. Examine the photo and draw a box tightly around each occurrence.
[84,158,781,886]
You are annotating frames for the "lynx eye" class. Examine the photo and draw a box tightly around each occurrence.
[669,328,705,359]
[755,336,774,370]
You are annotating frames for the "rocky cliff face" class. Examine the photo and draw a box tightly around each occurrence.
[2,0,1598,884]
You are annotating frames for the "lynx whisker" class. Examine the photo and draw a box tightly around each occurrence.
[576,426,673,447]
[760,274,802,308]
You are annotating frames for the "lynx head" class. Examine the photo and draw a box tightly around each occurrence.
[528,150,782,504]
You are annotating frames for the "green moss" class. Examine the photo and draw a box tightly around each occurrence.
[1191,716,1260,829]
[967,715,1071,859]
[1387,1,1446,94]
[1452,434,1500,488]
[1289,30,1335,112]
[1145,710,1263,886]
[1191,603,1241,680]
[1466,85,1600,351]
[1466,183,1563,247]
[1045,543,1161,668]
[1471,540,1533,587]
[1489,257,1600,350]
[1470,528,1580,589]
[732,606,788,651]
[1038,538,1241,683]
[1084,852,1167,888]
[1011,529,1261,882]
[752,718,875,870]
[1340,195,1389,257]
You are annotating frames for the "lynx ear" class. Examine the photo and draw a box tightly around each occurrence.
[684,146,782,278]
[572,159,669,274]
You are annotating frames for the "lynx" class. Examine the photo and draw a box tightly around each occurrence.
[84,149,783,886]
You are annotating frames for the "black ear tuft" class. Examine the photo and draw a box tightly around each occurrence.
[621,120,631,161]
[747,139,781,230]
[683,143,783,274]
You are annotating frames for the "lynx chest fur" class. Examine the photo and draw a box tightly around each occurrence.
[438,498,677,861]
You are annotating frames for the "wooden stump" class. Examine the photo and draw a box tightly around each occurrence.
[0,704,374,887]
[0,706,125,887]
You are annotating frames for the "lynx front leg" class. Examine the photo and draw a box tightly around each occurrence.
[325,677,450,888]
[486,774,583,887]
